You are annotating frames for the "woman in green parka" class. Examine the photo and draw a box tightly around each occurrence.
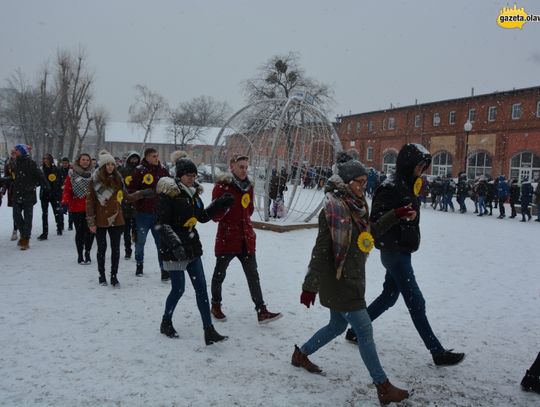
[291,152,409,405]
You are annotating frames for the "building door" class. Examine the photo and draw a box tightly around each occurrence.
[519,168,532,183]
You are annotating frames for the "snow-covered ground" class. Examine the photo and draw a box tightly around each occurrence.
[1,186,539,407]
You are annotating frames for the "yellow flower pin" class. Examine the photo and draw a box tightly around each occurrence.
[413,177,423,196]
[241,193,250,208]
[48,173,57,182]
[183,217,198,228]
[357,231,374,253]
[124,175,132,186]
[143,173,154,185]
[116,190,124,203]
[11,172,16,180]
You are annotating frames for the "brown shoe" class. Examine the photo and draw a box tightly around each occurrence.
[211,303,227,321]
[19,238,30,250]
[291,345,322,374]
[257,306,282,324]
[376,379,409,405]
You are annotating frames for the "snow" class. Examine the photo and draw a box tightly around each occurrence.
[1,189,539,407]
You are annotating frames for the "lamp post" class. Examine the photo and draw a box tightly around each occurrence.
[463,119,472,177]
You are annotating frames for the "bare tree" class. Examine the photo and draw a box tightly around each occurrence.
[128,84,167,152]
[93,107,108,156]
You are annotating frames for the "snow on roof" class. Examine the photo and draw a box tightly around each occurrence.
[105,121,223,146]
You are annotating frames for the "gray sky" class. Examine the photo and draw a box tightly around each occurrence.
[1,0,539,121]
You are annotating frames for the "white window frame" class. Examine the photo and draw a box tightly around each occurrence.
[388,117,395,130]
[382,151,397,174]
[536,101,540,118]
[512,103,522,120]
[449,111,456,125]
[432,113,440,127]
[488,106,497,122]
[366,146,373,162]
[468,108,476,123]
[346,123,352,134]
[431,151,453,177]
[356,121,361,134]
[368,120,373,132]
[349,141,356,147]
[414,114,421,128]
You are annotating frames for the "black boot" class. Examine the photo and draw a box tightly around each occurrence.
[124,249,132,260]
[84,251,91,264]
[161,270,170,282]
[37,233,48,241]
[99,273,107,286]
[345,328,358,344]
[204,324,228,345]
[78,253,84,264]
[433,349,465,366]
[160,319,179,338]
[136,263,143,276]
[521,369,540,393]
[111,274,119,287]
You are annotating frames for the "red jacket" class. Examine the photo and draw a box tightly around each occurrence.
[212,174,256,255]
[61,175,86,213]
[127,159,170,214]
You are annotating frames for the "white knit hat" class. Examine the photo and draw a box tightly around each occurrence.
[98,150,115,169]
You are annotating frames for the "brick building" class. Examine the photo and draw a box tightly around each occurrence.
[335,86,540,182]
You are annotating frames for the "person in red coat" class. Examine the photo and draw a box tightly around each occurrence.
[210,154,282,324]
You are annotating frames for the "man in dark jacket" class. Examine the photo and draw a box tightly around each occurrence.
[456,172,469,213]
[11,144,49,250]
[520,178,534,222]
[509,179,520,218]
[496,175,509,219]
[37,153,64,240]
[118,151,141,259]
[347,144,465,366]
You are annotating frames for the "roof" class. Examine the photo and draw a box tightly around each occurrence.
[104,121,223,146]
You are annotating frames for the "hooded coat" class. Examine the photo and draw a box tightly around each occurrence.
[12,154,49,205]
[370,144,431,253]
[127,158,170,214]
[40,154,63,201]
[119,151,141,219]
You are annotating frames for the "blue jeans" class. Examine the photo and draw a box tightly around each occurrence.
[163,257,212,328]
[301,308,387,384]
[135,212,162,269]
[477,196,486,214]
[367,251,444,356]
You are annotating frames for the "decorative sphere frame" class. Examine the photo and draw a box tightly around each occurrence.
[212,95,342,223]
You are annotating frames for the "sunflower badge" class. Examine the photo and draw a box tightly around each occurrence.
[241,193,250,208]
[124,175,132,186]
[48,173,57,182]
[183,217,198,230]
[116,190,124,203]
[143,173,154,185]
[357,231,374,253]
[413,177,423,196]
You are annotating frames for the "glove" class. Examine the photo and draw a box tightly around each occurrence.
[300,290,316,308]
[172,244,187,261]
[62,204,68,215]
[394,206,415,219]
[214,192,234,209]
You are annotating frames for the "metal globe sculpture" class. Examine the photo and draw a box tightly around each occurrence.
[212,94,342,223]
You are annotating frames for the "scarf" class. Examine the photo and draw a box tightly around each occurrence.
[92,171,117,206]
[233,175,251,193]
[70,163,92,198]
[324,175,369,280]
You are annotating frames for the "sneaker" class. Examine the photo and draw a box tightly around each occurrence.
[345,328,357,344]
[291,345,322,373]
[204,324,227,345]
[257,306,282,324]
[37,233,47,241]
[161,270,170,282]
[211,303,227,321]
[10,230,18,241]
[110,274,119,287]
[160,319,179,338]
[433,349,465,366]
[521,369,540,394]
[99,274,108,286]
[136,263,143,276]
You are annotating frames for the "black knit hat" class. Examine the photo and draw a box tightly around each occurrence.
[336,151,368,183]
[175,158,197,177]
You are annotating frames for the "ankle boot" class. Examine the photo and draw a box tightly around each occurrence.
[110,274,119,287]
[521,369,540,393]
[376,379,409,405]
[204,324,227,345]
[291,345,322,373]
[84,251,91,264]
[160,319,179,338]
[99,273,107,286]
[211,303,227,321]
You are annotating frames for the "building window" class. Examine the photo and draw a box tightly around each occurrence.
[366,146,373,161]
[432,113,440,127]
[488,106,497,122]
[468,108,476,122]
[510,152,540,183]
[414,114,421,128]
[536,101,540,117]
[512,103,522,120]
[349,140,356,147]
[467,151,492,179]
[432,151,453,176]
[356,121,361,134]
[388,117,395,130]
[346,123,352,134]
[382,118,387,130]
[382,151,397,174]
[368,120,373,132]
[449,111,456,125]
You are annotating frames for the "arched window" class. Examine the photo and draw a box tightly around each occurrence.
[509,151,540,182]
[432,151,453,176]
[467,151,492,179]
[382,151,397,174]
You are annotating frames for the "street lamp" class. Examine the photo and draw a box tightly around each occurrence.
[463,119,472,177]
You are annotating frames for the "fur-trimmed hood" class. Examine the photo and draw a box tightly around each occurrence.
[156,177,203,197]
[215,171,255,187]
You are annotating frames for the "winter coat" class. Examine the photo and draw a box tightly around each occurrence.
[496,176,509,200]
[302,177,368,312]
[520,182,534,206]
[476,181,488,198]
[118,152,140,219]
[370,143,431,253]
[457,176,469,197]
[486,182,496,201]
[41,158,63,201]
[269,174,287,200]
[156,177,215,262]
[12,155,49,205]
[61,163,93,213]
[211,173,256,255]
[1,159,16,207]
[86,170,127,228]
[127,158,170,214]
[535,183,540,205]
[509,183,520,204]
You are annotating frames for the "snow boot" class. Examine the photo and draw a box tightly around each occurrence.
[160,319,179,338]
[161,270,170,282]
[211,303,227,321]
[376,379,409,405]
[37,233,47,241]
[84,251,91,265]
[110,274,119,287]
[99,273,107,286]
[10,230,18,241]
[521,369,540,394]
[57,229,62,236]
[291,345,323,373]
[257,306,282,324]
[124,249,132,260]
[433,349,465,366]
[204,324,227,345]
[345,328,358,344]
[136,263,143,276]
[19,238,30,250]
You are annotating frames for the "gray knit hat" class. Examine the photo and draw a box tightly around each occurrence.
[336,151,368,183]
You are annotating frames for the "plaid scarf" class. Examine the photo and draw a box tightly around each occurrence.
[92,170,116,206]
[324,175,369,280]
[70,163,92,199]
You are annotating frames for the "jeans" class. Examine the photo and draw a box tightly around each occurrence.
[367,251,444,356]
[96,226,122,275]
[477,196,486,214]
[72,212,94,256]
[498,198,506,217]
[301,308,387,384]
[13,201,34,239]
[211,253,265,309]
[163,257,212,328]
[40,196,63,234]
[123,216,136,255]
[456,194,467,213]
[135,212,162,269]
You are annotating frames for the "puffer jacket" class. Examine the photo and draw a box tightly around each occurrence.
[12,155,49,205]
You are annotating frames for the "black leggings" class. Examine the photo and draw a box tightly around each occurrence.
[96,226,122,275]
[530,352,540,375]
[72,212,94,256]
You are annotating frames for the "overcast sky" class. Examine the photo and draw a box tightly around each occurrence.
[1,0,539,122]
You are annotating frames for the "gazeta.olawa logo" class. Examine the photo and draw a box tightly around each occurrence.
[497,3,540,29]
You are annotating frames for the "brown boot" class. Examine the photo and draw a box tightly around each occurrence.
[19,238,30,250]
[291,345,322,373]
[376,379,409,405]
[211,303,227,321]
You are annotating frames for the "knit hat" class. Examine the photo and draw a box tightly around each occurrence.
[97,150,115,169]
[15,144,30,156]
[175,158,198,178]
[61,157,70,163]
[335,151,368,183]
